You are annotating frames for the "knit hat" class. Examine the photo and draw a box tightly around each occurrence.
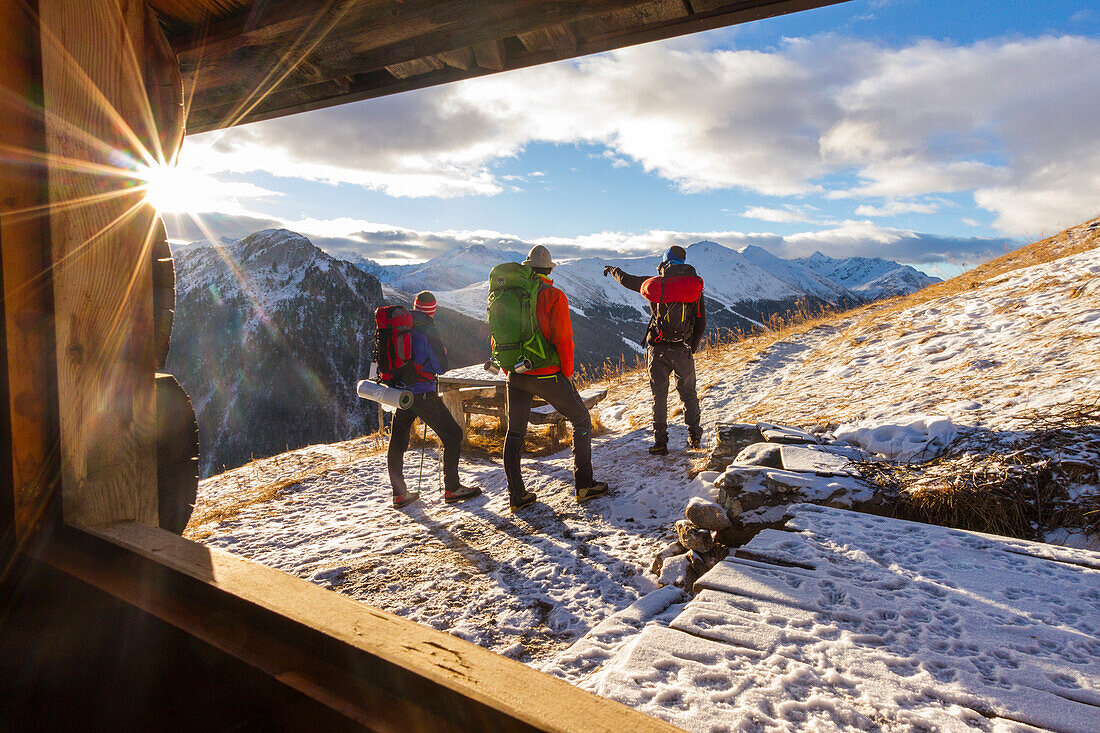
[662,245,687,264]
[413,290,437,317]
[522,244,556,271]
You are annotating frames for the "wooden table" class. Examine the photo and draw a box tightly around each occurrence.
[437,364,607,440]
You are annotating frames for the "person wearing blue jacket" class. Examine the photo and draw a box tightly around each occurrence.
[387,292,481,508]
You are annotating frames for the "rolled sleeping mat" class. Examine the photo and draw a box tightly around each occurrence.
[357,379,414,410]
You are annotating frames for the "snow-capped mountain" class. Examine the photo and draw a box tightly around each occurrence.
[168,229,493,476]
[167,229,385,476]
[386,240,898,367]
[797,251,940,299]
[737,244,861,305]
[388,243,526,293]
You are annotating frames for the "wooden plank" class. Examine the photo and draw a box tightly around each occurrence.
[44,522,679,733]
[440,388,466,440]
[437,47,475,71]
[179,0,852,132]
[473,39,507,71]
[0,0,62,539]
[179,0,657,129]
[39,0,158,526]
[456,386,498,400]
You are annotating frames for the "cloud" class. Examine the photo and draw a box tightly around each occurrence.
[162,211,281,243]
[164,212,1014,270]
[183,34,1100,236]
[854,200,940,217]
[741,206,822,224]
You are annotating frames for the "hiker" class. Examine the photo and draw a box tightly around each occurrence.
[381,292,481,508]
[488,245,609,510]
[604,245,705,455]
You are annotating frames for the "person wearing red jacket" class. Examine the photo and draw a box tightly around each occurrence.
[503,245,609,510]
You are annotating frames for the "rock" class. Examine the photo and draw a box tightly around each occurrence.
[685,496,732,531]
[704,422,762,471]
[649,540,687,575]
[675,519,714,553]
[657,553,690,587]
[758,422,819,445]
[713,423,761,453]
[761,469,820,494]
[733,442,783,468]
[778,445,857,476]
[716,504,793,547]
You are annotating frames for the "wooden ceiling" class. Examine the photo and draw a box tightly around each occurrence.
[148,0,849,134]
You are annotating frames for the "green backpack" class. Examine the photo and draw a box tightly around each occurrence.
[487,262,560,373]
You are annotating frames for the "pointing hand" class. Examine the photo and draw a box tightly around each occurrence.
[603,265,615,277]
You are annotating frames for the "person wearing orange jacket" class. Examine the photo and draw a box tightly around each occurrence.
[504,245,609,511]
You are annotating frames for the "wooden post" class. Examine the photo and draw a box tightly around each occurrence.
[39,0,158,526]
[439,388,467,442]
[1,0,62,540]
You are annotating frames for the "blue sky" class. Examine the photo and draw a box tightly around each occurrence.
[161,0,1100,278]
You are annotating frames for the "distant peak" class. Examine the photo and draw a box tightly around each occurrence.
[234,228,320,262]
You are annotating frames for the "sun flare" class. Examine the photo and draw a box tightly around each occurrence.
[139,163,214,214]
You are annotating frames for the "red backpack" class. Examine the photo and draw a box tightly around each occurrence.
[372,305,415,386]
[641,273,704,344]
[640,274,703,303]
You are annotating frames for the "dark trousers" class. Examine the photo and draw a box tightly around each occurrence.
[387,392,462,494]
[647,342,701,445]
[504,371,593,499]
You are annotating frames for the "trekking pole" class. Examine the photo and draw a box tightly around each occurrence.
[417,421,427,493]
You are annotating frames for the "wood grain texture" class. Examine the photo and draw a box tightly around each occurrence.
[440,389,467,440]
[39,0,158,526]
[76,522,680,733]
[0,0,62,539]
[179,0,851,132]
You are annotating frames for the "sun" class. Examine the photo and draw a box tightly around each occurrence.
[138,162,214,214]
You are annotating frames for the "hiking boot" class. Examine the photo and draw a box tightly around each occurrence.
[445,484,482,503]
[649,443,669,456]
[393,490,420,509]
[510,490,537,512]
[576,481,609,503]
[688,428,703,449]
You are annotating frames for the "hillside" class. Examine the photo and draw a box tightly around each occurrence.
[183,215,1099,728]
[167,229,385,476]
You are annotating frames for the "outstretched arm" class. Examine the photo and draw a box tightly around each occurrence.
[604,266,647,293]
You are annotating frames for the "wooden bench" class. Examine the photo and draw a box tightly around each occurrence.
[437,365,608,439]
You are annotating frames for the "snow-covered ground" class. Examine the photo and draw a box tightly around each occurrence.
[563,505,1100,732]
[187,218,1100,730]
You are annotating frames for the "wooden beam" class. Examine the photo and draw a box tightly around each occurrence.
[437,47,476,71]
[1,0,62,540]
[42,522,679,732]
[473,39,507,71]
[182,0,853,133]
[179,0,653,130]
[39,0,158,526]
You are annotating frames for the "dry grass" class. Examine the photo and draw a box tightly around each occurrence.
[847,215,1100,326]
[186,475,299,539]
[865,400,1100,540]
[185,434,387,538]
[459,412,608,459]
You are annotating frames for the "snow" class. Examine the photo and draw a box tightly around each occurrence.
[187,222,1100,729]
[583,505,1100,732]
[835,415,959,462]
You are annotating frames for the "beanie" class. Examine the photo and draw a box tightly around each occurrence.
[662,245,687,264]
[413,290,437,317]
